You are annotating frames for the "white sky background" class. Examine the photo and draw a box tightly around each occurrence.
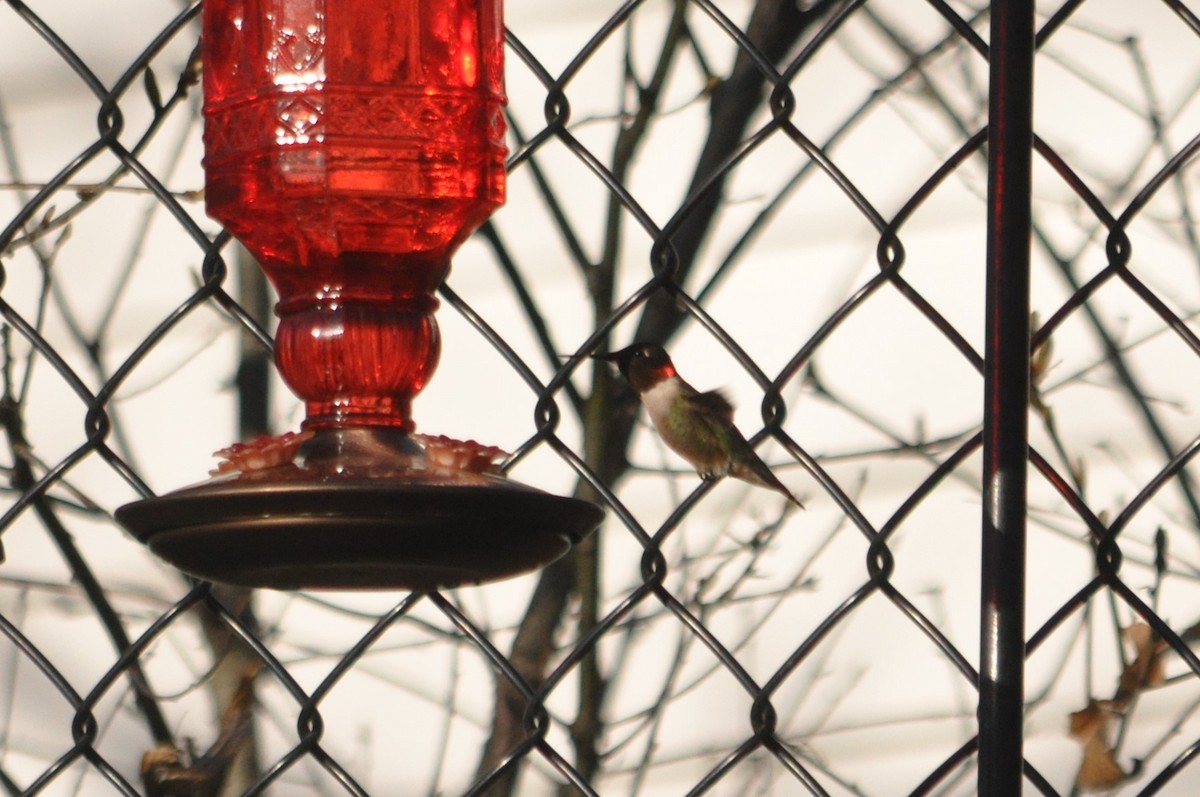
[2,1,1200,795]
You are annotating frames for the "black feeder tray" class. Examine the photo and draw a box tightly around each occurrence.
[116,429,605,591]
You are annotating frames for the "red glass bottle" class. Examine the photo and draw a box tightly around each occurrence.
[202,0,506,432]
[117,0,601,590]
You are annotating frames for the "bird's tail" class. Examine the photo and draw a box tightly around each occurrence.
[733,456,804,508]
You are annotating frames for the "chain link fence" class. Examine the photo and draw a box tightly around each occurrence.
[2,0,1200,794]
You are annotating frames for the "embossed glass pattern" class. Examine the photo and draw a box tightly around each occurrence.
[202,0,507,430]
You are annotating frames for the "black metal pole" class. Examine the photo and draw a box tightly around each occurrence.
[235,243,272,439]
[979,2,1035,794]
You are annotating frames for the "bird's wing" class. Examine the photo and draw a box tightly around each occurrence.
[684,389,736,425]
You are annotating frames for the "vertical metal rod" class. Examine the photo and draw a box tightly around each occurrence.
[979,2,1035,794]
[235,242,273,439]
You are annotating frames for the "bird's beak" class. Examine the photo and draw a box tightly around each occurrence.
[593,343,639,361]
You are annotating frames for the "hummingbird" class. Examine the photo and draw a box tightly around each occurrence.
[594,342,802,506]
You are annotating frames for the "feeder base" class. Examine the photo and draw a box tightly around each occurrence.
[116,476,604,590]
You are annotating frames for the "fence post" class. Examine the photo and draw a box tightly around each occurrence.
[979,1,1035,793]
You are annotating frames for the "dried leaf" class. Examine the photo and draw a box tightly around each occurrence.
[1117,622,1166,701]
[141,743,213,797]
[139,673,256,797]
[1069,699,1108,742]
[1076,735,1126,791]
[1125,622,1153,651]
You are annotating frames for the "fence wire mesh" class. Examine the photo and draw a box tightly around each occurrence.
[2,0,1200,795]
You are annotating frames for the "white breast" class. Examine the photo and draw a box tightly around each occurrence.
[641,379,678,429]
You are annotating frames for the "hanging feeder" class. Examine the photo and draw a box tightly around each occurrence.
[116,0,603,590]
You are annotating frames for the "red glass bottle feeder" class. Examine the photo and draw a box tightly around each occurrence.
[116,0,602,589]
